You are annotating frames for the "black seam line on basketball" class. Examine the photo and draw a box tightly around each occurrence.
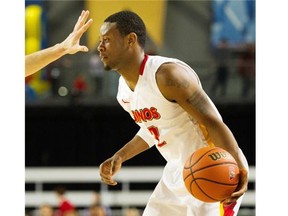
[187,148,217,182]
[191,178,219,202]
[183,160,237,169]
[191,178,238,186]
[183,162,237,181]
[191,162,238,174]
[190,148,216,168]
[183,161,238,170]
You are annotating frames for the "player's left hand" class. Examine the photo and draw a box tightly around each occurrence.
[221,168,248,205]
[99,154,122,186]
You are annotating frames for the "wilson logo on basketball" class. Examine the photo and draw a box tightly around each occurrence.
[208,151,230,161]
[229,166,236,180]
[132,107,161,123]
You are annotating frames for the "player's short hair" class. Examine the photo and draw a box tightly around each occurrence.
[104,10,146,49]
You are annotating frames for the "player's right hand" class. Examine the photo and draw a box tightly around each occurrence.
[221,168,248,205]
[99,155,122,185]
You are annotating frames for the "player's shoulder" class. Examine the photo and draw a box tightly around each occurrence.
[148,55,181,72]
[148,54,178,64]
[155,63,177,83]
[155,56,201,88]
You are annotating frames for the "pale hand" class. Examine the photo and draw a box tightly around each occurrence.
[60,10,93,55]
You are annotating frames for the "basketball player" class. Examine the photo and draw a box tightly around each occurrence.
[25,10,93,77]
[98,10,249,216]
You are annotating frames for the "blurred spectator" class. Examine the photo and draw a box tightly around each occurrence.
[88,204,107,216]
[63,210,79,216]
[237,44,255,98]
[210,38,230,97]
[38,203,55,216]
[92,192,111,216]
[54,186,76,216]
[123,207,141,216]
[89,48,105,97]
[70,73,88,105]
[82,191,112,216]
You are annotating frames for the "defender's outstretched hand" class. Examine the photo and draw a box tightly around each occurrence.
[25,10,93,77]
[60,10,93,55]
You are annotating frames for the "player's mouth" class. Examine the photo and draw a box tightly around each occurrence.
[99,54,108,62]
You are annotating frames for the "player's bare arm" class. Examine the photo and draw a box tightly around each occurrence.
[25,10,93,77]
[99,135,149,186]
[156,63,248,203]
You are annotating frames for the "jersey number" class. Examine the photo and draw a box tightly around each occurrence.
[148,126,167,147]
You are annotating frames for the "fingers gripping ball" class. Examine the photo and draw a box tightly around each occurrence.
[183,146,239,202]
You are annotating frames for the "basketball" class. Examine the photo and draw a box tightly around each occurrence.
[183,146,239,203]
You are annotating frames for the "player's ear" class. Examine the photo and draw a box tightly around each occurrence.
[127,33,137,45]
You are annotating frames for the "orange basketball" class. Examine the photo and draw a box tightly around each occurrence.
[183,146,239,202]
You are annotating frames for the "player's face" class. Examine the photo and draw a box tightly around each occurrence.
[98,22,127,71]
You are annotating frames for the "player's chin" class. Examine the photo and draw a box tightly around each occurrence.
[104,63,112,71]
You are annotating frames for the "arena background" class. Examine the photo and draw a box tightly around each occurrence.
[25,1,255,216]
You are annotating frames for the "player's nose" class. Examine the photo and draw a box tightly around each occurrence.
[97,41,105,52]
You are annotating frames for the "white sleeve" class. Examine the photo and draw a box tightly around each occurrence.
[136,126,155,148]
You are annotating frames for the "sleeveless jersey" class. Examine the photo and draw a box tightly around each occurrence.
[117,55,222,166]
[116,55,248,215]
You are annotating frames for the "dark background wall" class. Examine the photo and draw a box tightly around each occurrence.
[25,103,255,167]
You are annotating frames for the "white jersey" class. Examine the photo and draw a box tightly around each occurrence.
[116,55,248,215]
[117,55,221,165]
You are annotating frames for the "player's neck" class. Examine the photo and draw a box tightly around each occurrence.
[119,52,146,91]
